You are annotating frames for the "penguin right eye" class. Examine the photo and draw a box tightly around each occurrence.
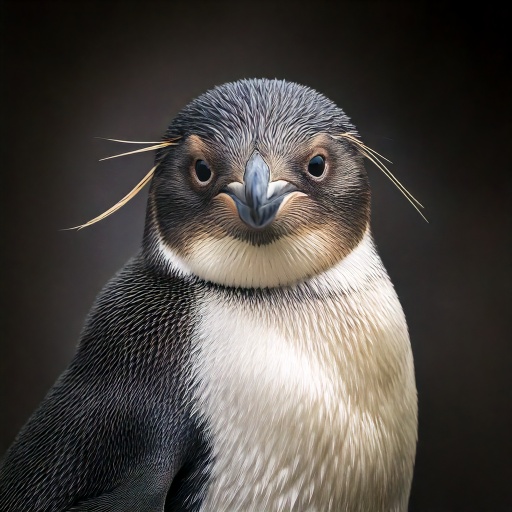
[194,159,212,184]
[307,155,326,178]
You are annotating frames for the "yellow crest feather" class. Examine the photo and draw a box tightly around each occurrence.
[67,137,179,230]
[334,132,427,222]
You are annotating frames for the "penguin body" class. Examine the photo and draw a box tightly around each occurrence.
[0,79,417,511]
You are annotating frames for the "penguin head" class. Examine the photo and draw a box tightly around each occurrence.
[146,79,370,288]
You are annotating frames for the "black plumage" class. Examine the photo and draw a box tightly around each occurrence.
[1,258,211,511]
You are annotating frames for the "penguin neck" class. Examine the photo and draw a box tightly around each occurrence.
[145,226,387,298]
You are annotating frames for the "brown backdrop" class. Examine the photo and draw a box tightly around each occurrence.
[1,2,511,510]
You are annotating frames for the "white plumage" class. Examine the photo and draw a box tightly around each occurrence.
[159,231,418,511]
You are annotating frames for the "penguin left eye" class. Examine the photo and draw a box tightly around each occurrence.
[307,155,326,178]
[194,159,212,184]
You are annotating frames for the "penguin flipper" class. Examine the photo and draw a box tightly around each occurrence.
[68,468,171,512]
[0,259,195,511]
[0,364,186,511]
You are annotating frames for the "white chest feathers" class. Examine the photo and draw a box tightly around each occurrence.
[190,235,417,512]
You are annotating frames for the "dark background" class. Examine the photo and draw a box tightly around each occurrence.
[1,1,510,510]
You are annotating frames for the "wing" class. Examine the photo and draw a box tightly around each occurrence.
[0,257,203,511]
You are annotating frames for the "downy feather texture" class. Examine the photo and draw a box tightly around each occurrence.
[0,78,418,512]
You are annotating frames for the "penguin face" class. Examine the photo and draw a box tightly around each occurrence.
[147,79,370,288]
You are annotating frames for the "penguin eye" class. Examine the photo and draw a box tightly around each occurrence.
[307,155,326,178]
[194,159,212,183]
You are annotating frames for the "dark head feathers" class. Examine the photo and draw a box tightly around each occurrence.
[161,79,358,156]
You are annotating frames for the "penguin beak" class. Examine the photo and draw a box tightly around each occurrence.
[221,151,300,229]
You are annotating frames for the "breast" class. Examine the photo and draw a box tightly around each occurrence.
[190,240,417,512]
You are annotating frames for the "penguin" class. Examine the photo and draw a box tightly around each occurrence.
[0,78,418,511]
